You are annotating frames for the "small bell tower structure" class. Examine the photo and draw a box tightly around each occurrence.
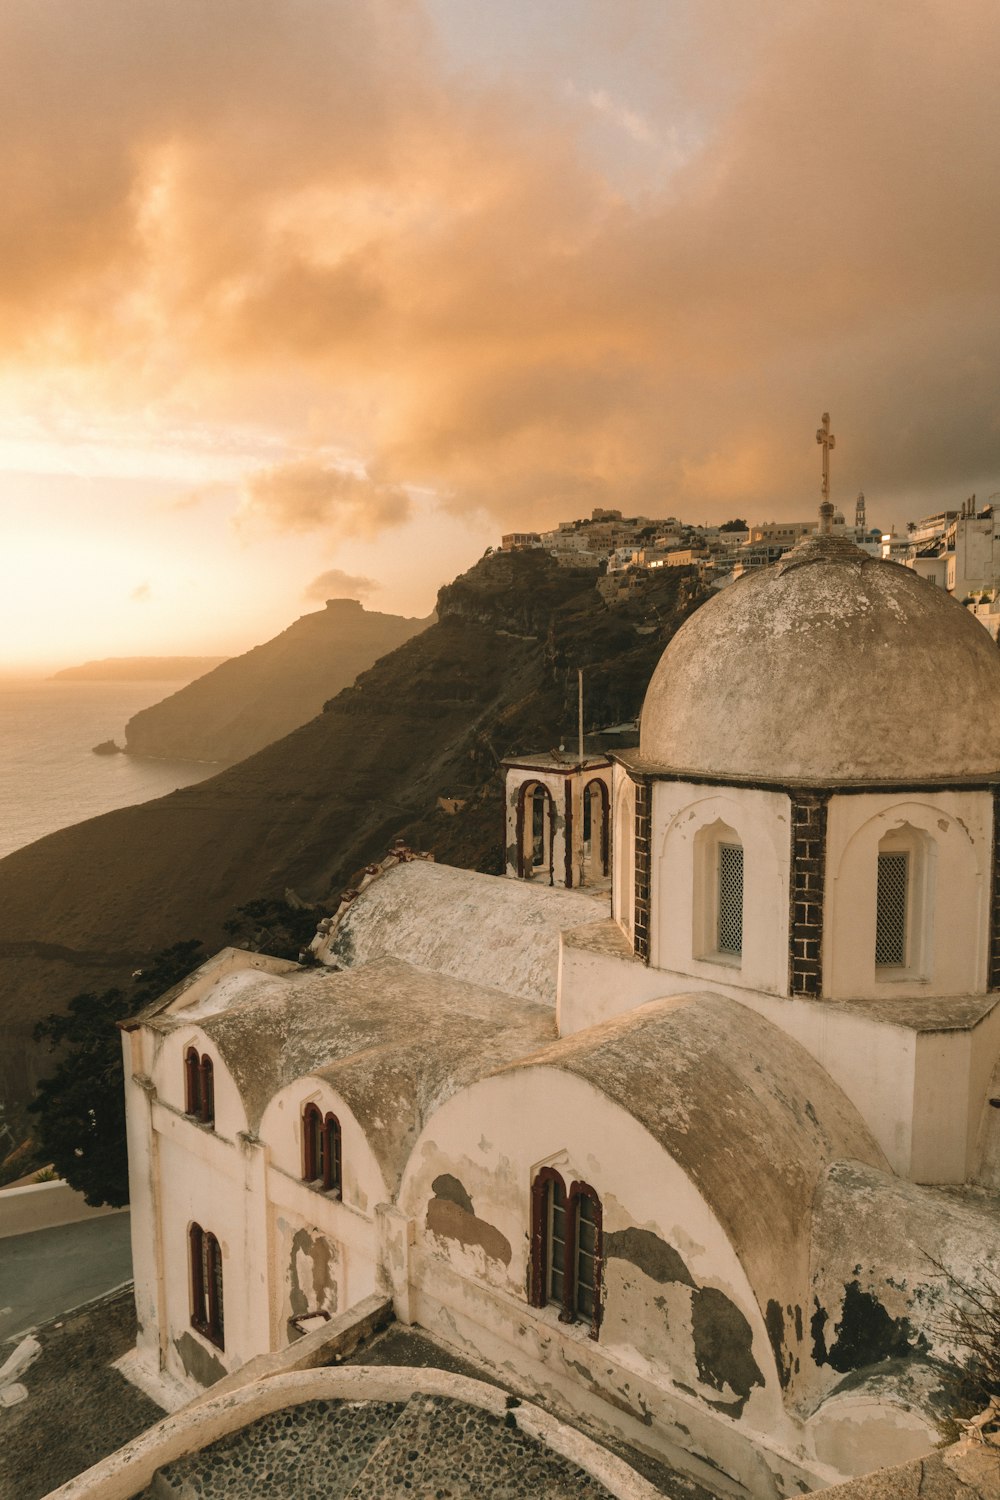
[503,671,613,888]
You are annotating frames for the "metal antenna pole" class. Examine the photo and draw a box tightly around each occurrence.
[578,667,584,764]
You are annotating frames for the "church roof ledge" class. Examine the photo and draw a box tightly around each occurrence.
[832,992,1000,1033]
[560,918,642,962]
[610,750,1000,794]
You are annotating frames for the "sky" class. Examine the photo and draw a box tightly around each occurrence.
[0,0,998,669]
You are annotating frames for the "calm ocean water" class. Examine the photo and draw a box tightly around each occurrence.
[0,679,216,860]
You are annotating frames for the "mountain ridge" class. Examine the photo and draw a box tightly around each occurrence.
[123,598,428,763]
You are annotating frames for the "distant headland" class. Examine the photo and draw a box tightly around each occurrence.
[51,656,229,682]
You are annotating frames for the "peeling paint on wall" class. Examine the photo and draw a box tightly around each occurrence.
[690,1287,764,1416]
[286,1225,339,1322]
[812,1282,927,1374]
[426,1194,513,1266]
[765,1299,793,1390]
[605,1226,695,1287]
[431,1172,475,1215]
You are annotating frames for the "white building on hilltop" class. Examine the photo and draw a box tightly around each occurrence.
[122,528,1000,1499]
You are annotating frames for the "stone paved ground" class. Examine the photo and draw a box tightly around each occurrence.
[144,1394,618,1499]
[0,1286,162,1500]
[143,1398,406,1499]
[345,1325,722,1500]
[345,1392,615,1499]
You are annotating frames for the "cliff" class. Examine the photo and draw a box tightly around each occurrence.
[123,600,428,763]
[0,552,707,1111]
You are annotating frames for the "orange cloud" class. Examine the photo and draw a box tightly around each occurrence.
[0,0,997,536]
[304,569,379,602]
[239,461,410,538]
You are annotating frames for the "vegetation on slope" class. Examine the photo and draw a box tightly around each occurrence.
[0,550,707,1124]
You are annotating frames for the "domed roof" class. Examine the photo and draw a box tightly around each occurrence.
[639,535,1000,782]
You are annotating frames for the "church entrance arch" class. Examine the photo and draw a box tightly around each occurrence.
[517,781,555,882]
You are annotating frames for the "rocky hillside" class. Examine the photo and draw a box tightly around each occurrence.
[0,552,707,1113]
[123,599,428,762]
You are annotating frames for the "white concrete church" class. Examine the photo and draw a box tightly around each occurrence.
[121,524,1000,1498]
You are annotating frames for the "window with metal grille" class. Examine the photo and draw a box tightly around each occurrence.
[875,851,908,966]
[717,842,744,955]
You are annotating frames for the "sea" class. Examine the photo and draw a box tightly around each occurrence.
[0,678,217,861]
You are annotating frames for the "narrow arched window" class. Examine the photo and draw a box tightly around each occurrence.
[184,1047,200,1115]
[189,1222,224,1349]
[323,1114,342,1196]
[303,1105,342,1195]
[529,1167,566,1311]
[582,779,610,882]
[568,1182,603,1335]
[184,1049,215,1127]
[303,1102,322,1182]
[529,1170,602,1339]
[693,820,744,965]
[717,842,744,956]
[199,1055,215,1126]
[874,824,931,976]
[517,781,554,881]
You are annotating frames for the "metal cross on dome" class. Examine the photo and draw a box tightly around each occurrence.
[816,412,835,503]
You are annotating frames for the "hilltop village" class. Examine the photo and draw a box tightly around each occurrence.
[502,493,1000,638]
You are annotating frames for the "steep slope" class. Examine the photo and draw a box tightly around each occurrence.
[123,599,427,762]
[0,552,706,1110]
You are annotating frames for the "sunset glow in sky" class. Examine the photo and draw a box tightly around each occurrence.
[1,0,998,669]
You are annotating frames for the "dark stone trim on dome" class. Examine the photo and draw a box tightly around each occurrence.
[633,778,651,961]
[789,793,830,999]
[610,752,1000,797]
[990,789,1000,992]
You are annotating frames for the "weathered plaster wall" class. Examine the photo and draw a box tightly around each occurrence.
[825,792,992,1001]
[648,783,791,998]
[557,920,672,1036]
[260,1077,386,1343]
[805,1159,1000,1471]
[811,1161,1000,1383]
[611,768,636,939]
[329,861,598,1007]
[153,1124,249,1390]
[396,1067,824,1496]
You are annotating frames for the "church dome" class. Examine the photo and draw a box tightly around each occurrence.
[639,535,1000,782]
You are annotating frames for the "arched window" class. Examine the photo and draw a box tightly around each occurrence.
[184,1046,200,1115]
[302,1104,342,1196]
[529,1168,602,1338]
[189,1222,224,1349]
[517,781,554,881]
[582,779,610,882]
[184,1048,215,1128]
[568,1182,602,1329]
[199,1055,214,1125]
[875,824,931,977]
[693,820,744,965]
